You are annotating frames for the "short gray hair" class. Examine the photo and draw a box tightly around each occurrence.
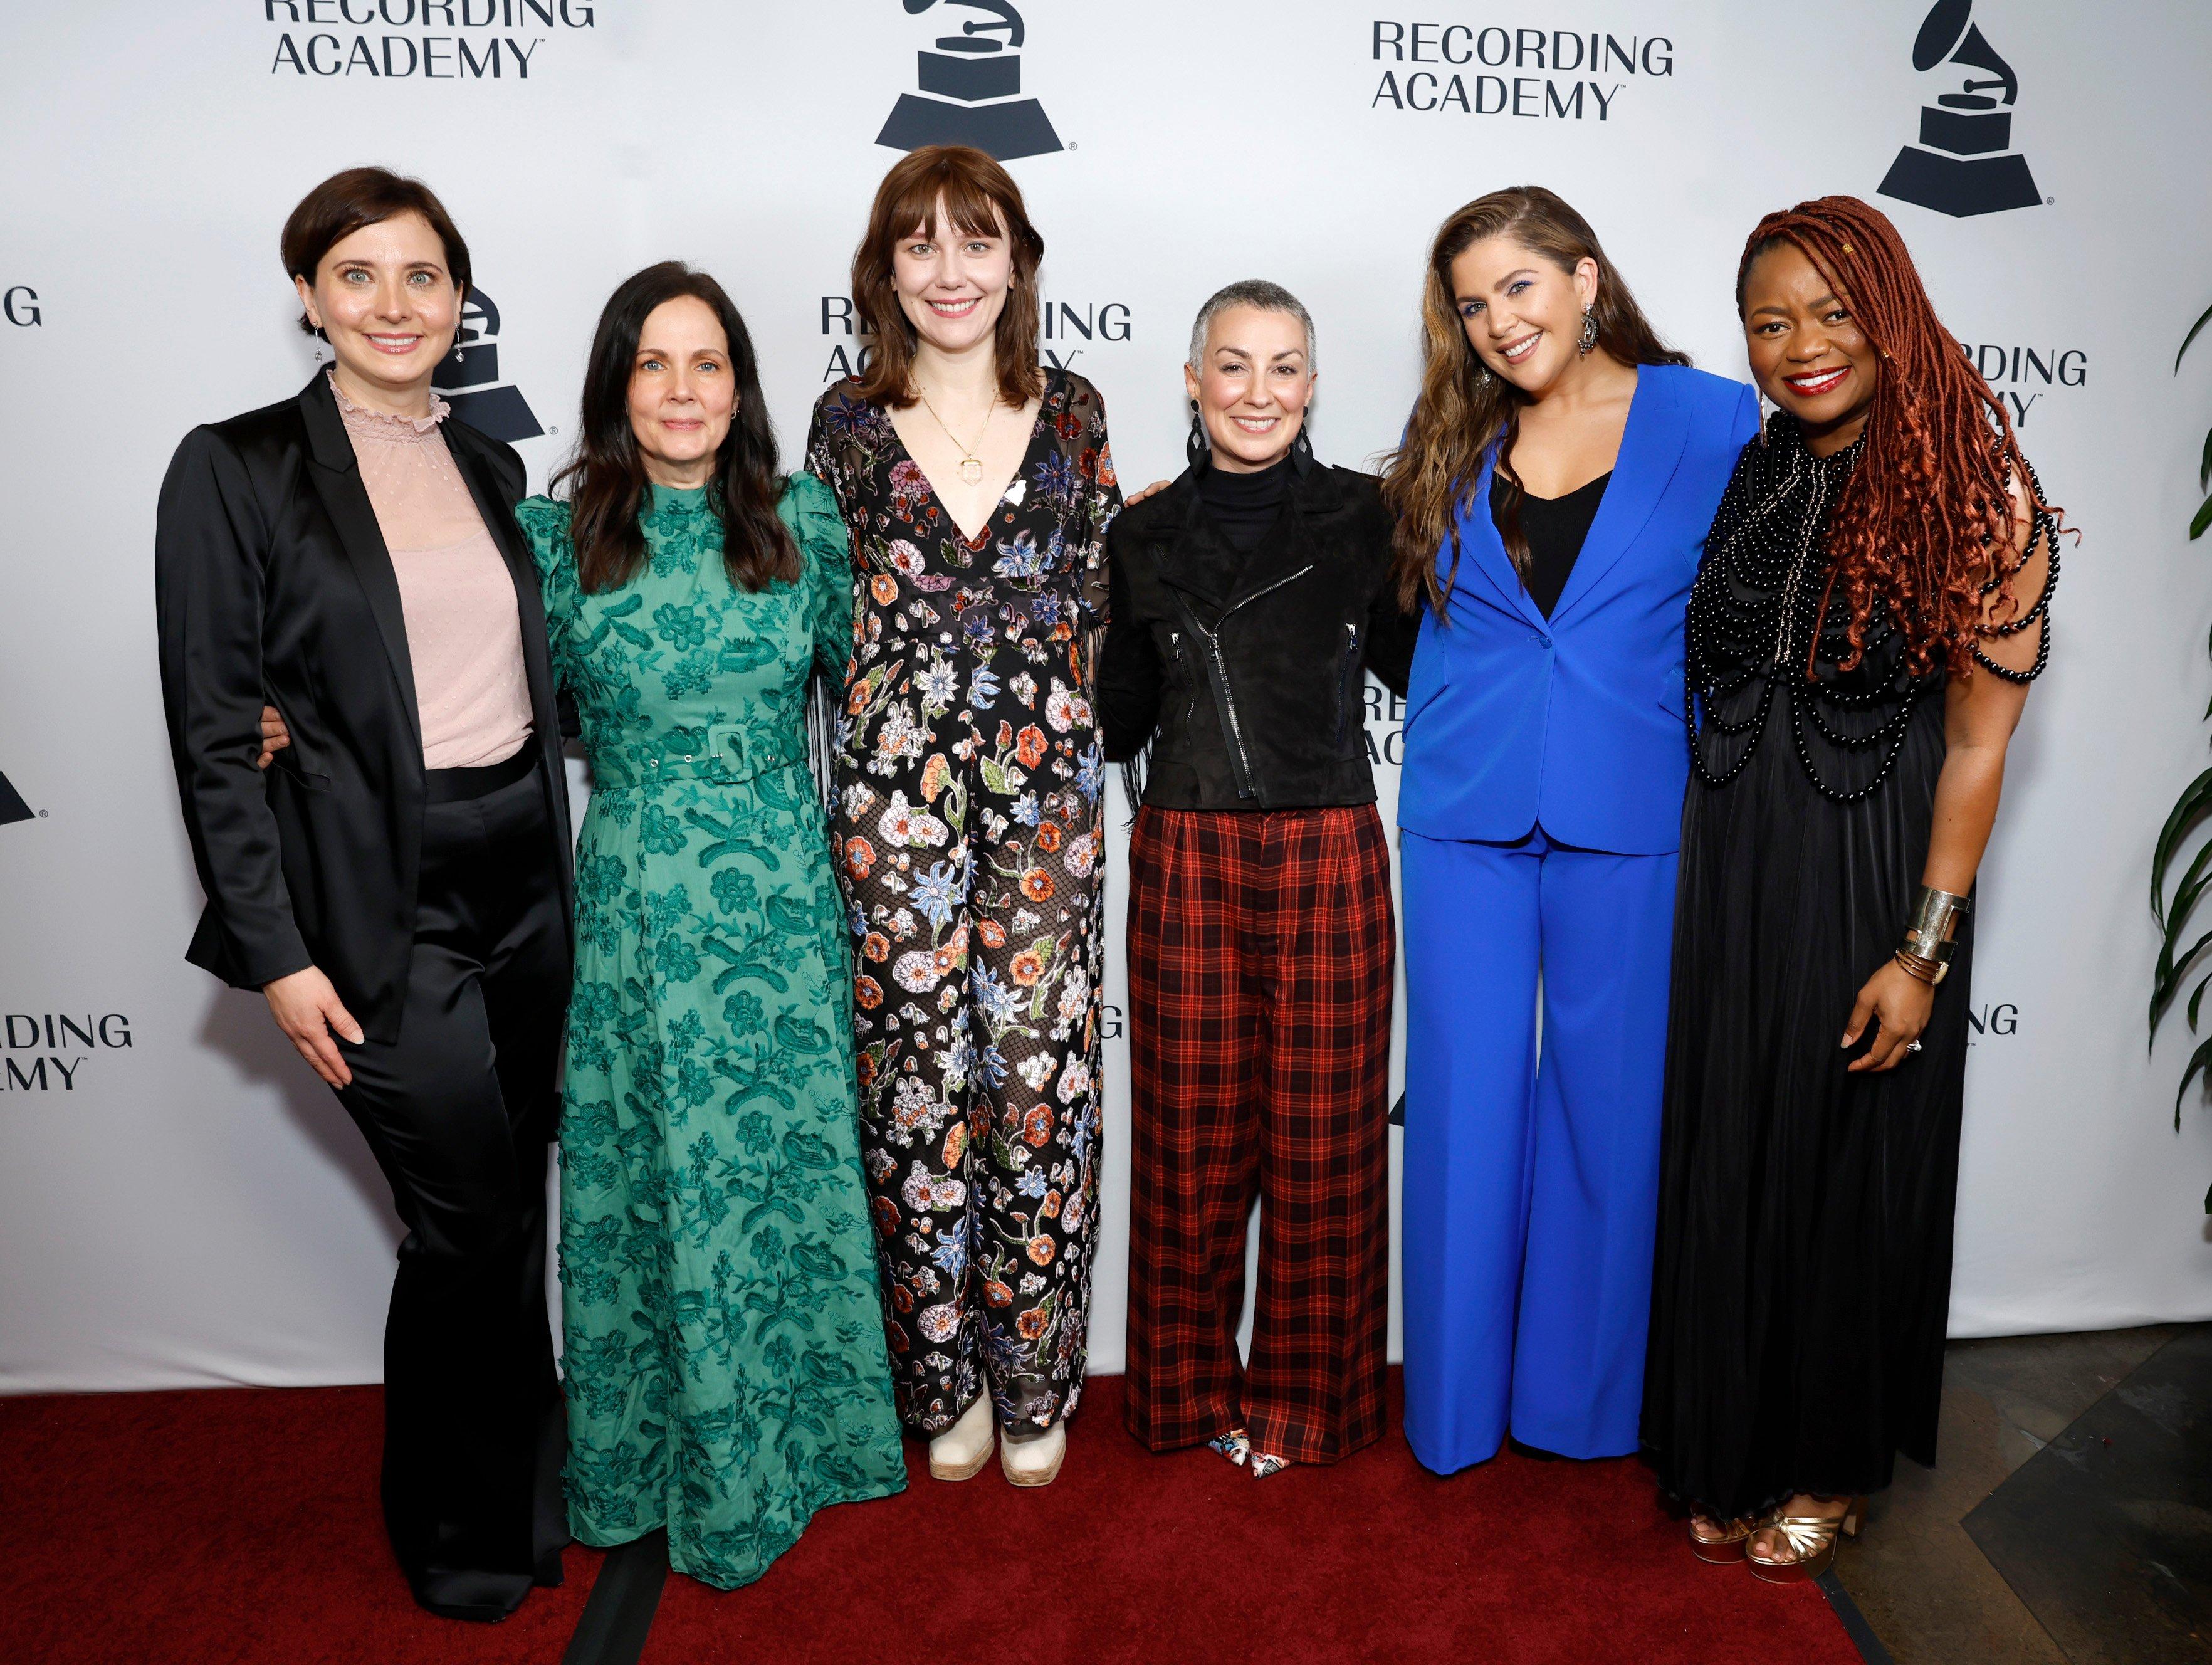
[1186,279,1316,375]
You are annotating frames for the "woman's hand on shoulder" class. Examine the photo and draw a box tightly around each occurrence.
[1125,479,1174,508]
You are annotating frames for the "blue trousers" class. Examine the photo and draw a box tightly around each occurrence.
[1398,827,1678,1473]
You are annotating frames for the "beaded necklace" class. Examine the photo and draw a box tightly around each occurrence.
[1685,416,2057,804]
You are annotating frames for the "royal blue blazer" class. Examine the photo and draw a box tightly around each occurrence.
[1397,364,1759,856]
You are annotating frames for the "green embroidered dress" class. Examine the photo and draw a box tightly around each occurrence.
[517,476,904,1590]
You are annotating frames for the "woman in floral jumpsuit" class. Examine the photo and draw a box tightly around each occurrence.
[807,362,1119,1453]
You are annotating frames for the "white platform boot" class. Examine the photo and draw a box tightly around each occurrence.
[999,1420,1067,1488]
[927,1394,995,1481]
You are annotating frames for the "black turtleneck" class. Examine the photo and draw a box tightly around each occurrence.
[1197,453,1295,553]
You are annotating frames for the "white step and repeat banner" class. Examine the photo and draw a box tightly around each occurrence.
[3,1,2209,1392]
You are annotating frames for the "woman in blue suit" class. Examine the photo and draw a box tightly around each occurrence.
[1381,187,1758,1474]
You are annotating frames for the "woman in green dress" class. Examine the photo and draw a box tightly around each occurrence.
[516,262,904,1589]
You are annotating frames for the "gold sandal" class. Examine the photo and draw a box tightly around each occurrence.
[1745,1496,1865,1583]
[1687,1512,1769,1565]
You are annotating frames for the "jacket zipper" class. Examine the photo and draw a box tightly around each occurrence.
[1175,614,1252,796]
[1336,621,1361,752]
[1203,563,1314,796]
[1220,565,1315,622]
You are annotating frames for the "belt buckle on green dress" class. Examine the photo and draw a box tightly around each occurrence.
[703,722,750,782]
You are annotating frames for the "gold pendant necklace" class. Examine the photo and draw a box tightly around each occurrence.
[916,386,991,488]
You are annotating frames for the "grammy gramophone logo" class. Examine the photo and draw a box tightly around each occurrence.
[432,288,544,443]
[0,769,31,828]
[1878,0,2041,218]
[877,0,1063,162]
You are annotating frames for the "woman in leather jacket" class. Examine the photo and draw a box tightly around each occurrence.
[1099,281,1416,1479]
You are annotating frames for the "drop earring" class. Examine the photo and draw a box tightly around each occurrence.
[1578,305,1598,357]
[1186,396,1209,470]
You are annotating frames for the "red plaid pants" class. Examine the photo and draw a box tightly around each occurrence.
[1123,804,1393,1464]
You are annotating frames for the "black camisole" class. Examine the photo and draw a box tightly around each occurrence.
[1493,469,1610,618]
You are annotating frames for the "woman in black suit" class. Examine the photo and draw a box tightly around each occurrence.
[154,167,572,1622]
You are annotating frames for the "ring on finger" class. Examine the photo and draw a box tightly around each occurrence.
[1907,1039,1923,1053]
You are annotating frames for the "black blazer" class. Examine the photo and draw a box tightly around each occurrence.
[155,370,574,1043]
[1098,454,1417,811]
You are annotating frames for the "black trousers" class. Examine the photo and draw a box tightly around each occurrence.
[332,762,570,1621]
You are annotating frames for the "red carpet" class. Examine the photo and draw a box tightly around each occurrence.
[1,1373,1857,1665]
[0,1384,602,1665]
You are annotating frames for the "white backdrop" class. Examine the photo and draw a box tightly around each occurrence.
[3,1,2209,1394]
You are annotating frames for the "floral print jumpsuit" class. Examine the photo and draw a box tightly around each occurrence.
[805,370,1120,1433]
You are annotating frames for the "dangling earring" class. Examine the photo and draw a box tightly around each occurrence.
[1756,388,1772,445]
[1186,396,1209,470]
[1292,409,1315,463]
[1476,362,1494,387]
[454,345,466,362]
[1578,305,1598,357]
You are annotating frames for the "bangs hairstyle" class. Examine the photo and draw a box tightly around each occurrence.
[280,165,471,336]
[850,145,1045,411]
[551,261,797,596]
[1735,196,2064,678]
[1381,185,1687,614]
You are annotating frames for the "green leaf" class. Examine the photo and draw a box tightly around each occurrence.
[2190,972,2212,1032]
[2162,844,2212,969]
[2177,1034,2212,1130]
[2156,924,2212,1034]
[2201,425,2212,491]
[2193,492,2212,542]
[2179,300,2212,374]
[2152,768,2212,925]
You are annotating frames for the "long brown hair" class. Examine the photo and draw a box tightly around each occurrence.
[849,145,1045,411]
[1737,196,2062,676]
[1382,186,1687,613]
[552,261,796,595]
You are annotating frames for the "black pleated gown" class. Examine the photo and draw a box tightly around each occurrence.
[1641,416,2050,1521]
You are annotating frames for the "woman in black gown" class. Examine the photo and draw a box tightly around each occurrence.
[1641,196,2060,1582]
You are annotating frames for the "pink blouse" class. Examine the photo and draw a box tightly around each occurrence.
[333,374,533,770]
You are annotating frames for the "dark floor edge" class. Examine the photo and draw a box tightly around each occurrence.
[562,1531,670,1665]
[1820,1569,1897,1665]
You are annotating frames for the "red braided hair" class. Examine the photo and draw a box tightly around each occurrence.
[1736,196,2062,676]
